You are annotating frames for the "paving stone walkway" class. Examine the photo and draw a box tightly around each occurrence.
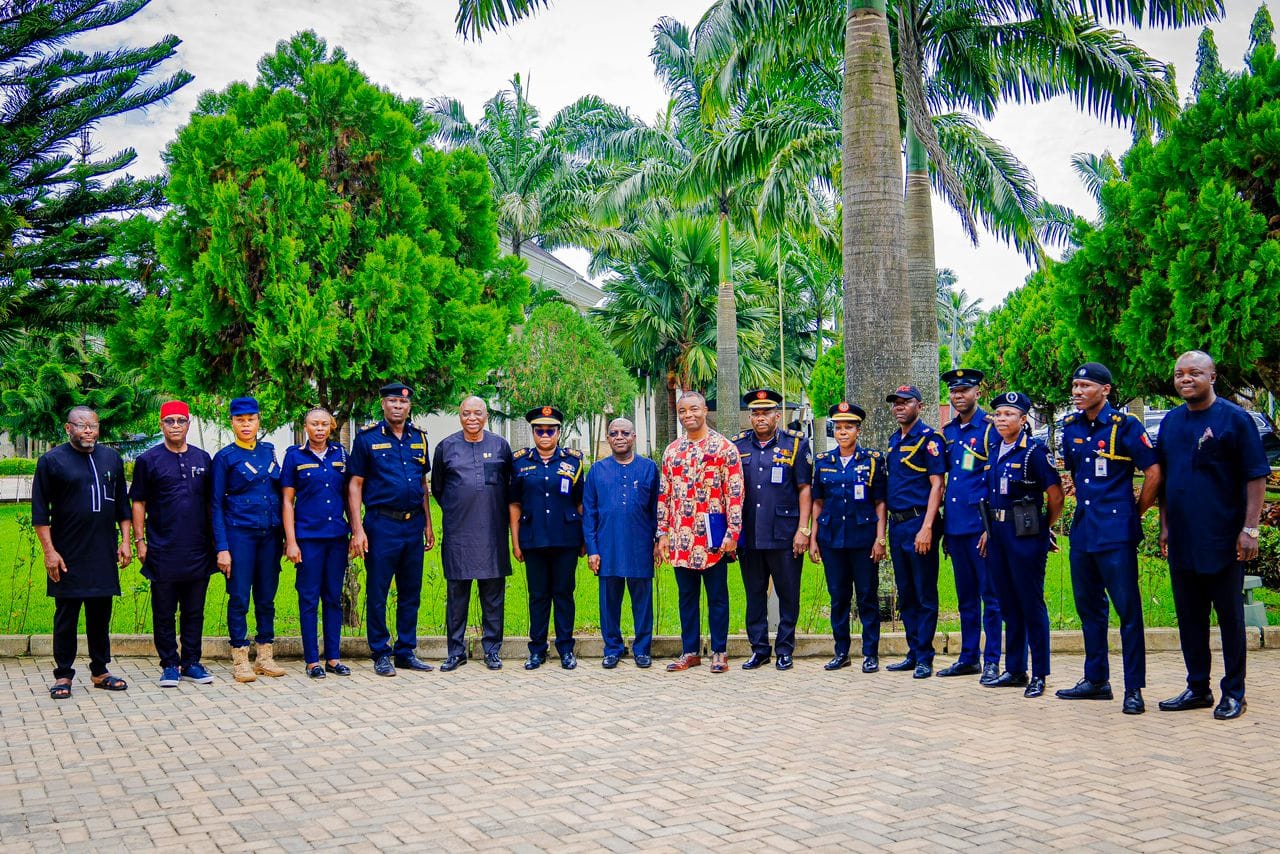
[1,650,1277,852]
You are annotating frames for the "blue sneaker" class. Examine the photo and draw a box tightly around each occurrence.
[158,666,180,688]
[181,663,214,684]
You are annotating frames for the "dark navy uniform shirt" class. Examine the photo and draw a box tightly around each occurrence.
[811,445,886,550]
[509,445,585,550]
[732,428,813,550]
[281,442,350,540]
[985,434,1061,515]
[1061,403,1157,553]
[33,443,130,598]
[1157,398,1270,574]
[210,441,282,551]
[347,420,430,512]
[886,420,946,512]
[943,410,999,535]
[128,443,215,582]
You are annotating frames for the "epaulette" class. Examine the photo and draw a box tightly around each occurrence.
[358,422,379,432]
[867,449,882,458]
[817,449,837,462]
[1125,412,1143,422]
[1111,413,1123,423]
[514,447,530,459]
[783,428,804,439]
[734,429,752,441]
[1063,413,1078,425]
[564,448,583,459]
[982,413,995,423]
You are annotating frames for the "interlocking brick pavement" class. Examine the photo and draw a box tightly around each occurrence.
[1,650,1277,852]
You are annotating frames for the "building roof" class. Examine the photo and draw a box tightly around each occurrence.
[500,237,604,309]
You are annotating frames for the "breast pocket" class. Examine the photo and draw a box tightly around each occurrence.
[484,461,504,485]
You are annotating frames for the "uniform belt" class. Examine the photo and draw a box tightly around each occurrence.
[991,509,1007,523]
[887,507,925,523]
[370,506,424,521]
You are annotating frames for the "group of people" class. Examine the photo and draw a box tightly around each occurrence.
[33,351,1269,721]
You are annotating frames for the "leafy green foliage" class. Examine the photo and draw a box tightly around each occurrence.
[1190,27,1226,102]
[807,341,844,415]
[1248,3,1275,70]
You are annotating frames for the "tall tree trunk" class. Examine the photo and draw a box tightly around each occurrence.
[843,0,911,448]
[715,205,740,436]
[812,306,827,454]
[905,119,940,426]
[655,368,677,452]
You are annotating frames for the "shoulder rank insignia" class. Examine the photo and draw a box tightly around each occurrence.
[514,447,530,459]
[734,429,752,441]
[564,448,583,459]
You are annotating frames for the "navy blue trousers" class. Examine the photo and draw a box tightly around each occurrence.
[948,531,1002,667]
[986,524,1051,677]
[446,578,505,658]
[889,515,939,665]
[363,513,424,659]
[1171,563,1246,701]
[525,547,578,656]
[296,536,347,664]
[1069,545,1145,689]
[151,575,211,669]
[818,545,880,657]
[599,576,653,658]
[739,548,802,656]
[674,563,729,655]
[226,527,282,648]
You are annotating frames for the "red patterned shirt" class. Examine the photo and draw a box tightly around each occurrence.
[657,429,744,570]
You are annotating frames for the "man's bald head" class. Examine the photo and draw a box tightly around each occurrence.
[1176,350,1215,371]
[1173,350,1217,408]
[608,417,634,433]
[460,395,488,413]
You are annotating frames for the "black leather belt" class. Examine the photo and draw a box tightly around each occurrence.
[991,509,1007,522]
[888,507,926,523]
[370,507,424,521]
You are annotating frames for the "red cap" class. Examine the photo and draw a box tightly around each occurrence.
[160,400,190,419]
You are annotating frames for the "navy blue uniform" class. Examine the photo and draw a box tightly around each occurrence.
[732,428,812,658]
[348,421,430,660]
[812,446,886,657]
[985,435,1061,679]
[1062,404,1158,690]
[282,442,350,665]
[211,441,283,649]
[1158,398,1270,703]
[943,411,1002,669]
[510,446,585,657]
[886,421,946,666]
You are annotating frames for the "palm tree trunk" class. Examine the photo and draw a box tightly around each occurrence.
[813,306,826,454]
[843,0,910,448]
[906,118,940,426]
[656,368,677,451]
[715,206,740,435]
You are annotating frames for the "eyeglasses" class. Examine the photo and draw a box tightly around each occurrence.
[533,426,559,437]
[607,430,633,438]
[162,417,189,427]
[68,422,99,430]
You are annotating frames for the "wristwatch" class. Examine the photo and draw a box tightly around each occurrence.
[799,526,812,536]
[1242,527,1261,538]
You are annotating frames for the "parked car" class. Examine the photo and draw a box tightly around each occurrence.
[1248,411,1280,465]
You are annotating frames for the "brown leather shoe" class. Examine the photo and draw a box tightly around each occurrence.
[710,652,729,673]
[665,653,702,671]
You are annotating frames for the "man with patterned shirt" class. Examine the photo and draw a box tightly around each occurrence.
[657,391,745,674]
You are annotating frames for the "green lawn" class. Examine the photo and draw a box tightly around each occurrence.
[0,502,1254,638]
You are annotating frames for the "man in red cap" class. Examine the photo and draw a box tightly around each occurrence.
[130,401,219,687]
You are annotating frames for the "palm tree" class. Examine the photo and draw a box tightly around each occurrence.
[936,273,984,370]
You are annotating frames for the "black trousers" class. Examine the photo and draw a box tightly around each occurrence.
[52,596,112,680]
[151,575,211,669]
[1171,563,1247,701]
[739,548,802,656]
[525,547,577,656]
[446,578,505,658]
[819,545,881,658]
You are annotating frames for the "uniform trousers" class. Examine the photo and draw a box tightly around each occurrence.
[525,546,578,656]
[948,531,1002,667]
[151,575,211,669]
[599,577,653,658]
[673,563,729,655]
[739,547,802,656]
[1069,545,1145,689]
[52,596,112,680]
[888,515,940,665]
[446,578,505,658]
[226,526,282,648]
[986,523,1050,677]
[818,545,880,657]
[363,512,424,660]
[1170,562,1246,701]
[296,536,347,664]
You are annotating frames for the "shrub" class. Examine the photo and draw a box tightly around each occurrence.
[0,458,37,476]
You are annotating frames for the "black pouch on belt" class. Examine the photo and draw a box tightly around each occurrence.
[1011,498,1040,538]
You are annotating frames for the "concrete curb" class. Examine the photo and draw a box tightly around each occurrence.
[1,627,1273,660]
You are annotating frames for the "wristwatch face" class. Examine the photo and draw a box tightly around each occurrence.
[1243,527,1260,537]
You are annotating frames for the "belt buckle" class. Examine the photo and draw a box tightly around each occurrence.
[402,511,411,521]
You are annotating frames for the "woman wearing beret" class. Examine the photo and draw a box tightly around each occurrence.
[211,397,285,683]
[978,392,1065,698]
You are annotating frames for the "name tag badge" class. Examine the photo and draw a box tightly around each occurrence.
[961,452,975,472]
[854,484,866,501]
[770,466,784,484]
[1095,457,1108,477]
[1000,476,1009,495]
[560,477,571,494]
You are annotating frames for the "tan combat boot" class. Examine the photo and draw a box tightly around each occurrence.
[231,646,256,683]
[253,642,286,677]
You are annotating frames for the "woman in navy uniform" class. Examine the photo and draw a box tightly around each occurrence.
[509,406,585,670]
[211,396,285,683]
[808,403,887,673]
[282,407,352,679]
[978,392,1064,698]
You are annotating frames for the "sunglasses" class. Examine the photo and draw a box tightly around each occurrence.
[533,426,559,437]
[607,430,633,438]
[162,417,190,427]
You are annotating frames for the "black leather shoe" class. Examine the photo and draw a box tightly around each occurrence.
[936,661,981,677]
[560,652,578,670]
[1024,677,1046,698]
[1158,688,1214,712]
[484,652,502,670]
[602,654,620,669]
[979,663,1000,686]
[775,654,793,671]
[885,658,917,672]
[824,653,851,671]
[394,654,434,672]
[523,653,545,671]
[1055,678,1113,700]
[439,655,467,672]
[741,652,771,670]
[373,654,396,677]
[1213,696,1247,720]
[862,656,879,673]
[913,663,932,679]
[987,671,1029,688]
[325,661,352,676]
[633,654,652,668]
[1122,688,1145,714]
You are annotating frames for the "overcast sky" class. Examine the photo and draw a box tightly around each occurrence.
[80,0,1258,308]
